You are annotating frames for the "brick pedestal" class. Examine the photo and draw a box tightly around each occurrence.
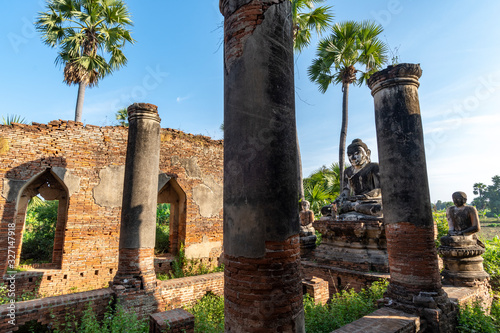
[302,277,329,305]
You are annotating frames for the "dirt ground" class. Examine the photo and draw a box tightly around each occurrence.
[479,225,500,241]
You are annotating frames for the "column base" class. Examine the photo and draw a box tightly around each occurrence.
[112,248,157,292]
[382,284,457,332]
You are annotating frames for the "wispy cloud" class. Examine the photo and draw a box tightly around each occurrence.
[176,95,192,103]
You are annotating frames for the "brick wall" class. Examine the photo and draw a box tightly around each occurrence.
[0,288,113,332]
[1,272,224,332]
[0,121,223,297]
[158,272,224,310]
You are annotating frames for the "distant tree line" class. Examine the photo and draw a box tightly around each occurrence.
[472,175,500,215]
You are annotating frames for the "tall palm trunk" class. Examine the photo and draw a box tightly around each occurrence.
[338,82,349,191]
[75,82,86,123]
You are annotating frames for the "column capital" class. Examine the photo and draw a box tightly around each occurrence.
[368,63,422,96]
[127,103,160,123]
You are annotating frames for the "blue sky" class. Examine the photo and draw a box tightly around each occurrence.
[1,0,499,202]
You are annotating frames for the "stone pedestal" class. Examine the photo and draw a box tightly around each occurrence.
[313,218,388,273]
[438,235,489,287]
[299,227,317,258]
[368,64,455,332]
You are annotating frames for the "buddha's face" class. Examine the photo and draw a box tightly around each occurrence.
[301,201,310,210]
[348,147,369,168]
[452,193,467,207]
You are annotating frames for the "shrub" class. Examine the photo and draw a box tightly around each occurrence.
[304,279,388,333]
[186,292,224,333]
[457,297,500,333]
[51,301,148,333]
[483,236,500,289]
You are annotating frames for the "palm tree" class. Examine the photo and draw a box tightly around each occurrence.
[303,163,342,216]
[291,0,334,204]
[291,0,334,52]
[115,107,128,127]
[308,20,388,190]
[36,0,135,123]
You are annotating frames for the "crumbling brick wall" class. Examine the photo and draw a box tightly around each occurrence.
[0,121,223,297]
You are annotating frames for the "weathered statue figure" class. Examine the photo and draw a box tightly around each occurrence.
[334,139,382,220]
[441,191,484,247]
[299,200,315,236]
[438,191,488,286]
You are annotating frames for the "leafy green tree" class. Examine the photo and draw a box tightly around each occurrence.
[472,182,488,210]
[291,0,333,203]
[115,107,128,127]
[36,0,135,123]
[472,176,500,214]
[22,200,59,264]
[303,163,341,216]
[308,21,388,190]
[291,0,334,53]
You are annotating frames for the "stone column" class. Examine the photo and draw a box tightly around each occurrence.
[368,64,454,332]
[220,1,304,332]
[114,103,161,292]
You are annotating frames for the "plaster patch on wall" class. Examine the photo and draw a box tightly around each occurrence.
[2,178,27,202]
[171,156,202,179]
[52,167,81,196]
[192,176,223,217]
[0,136,10,154]
[185,240,222,259]
[93,165,125,207]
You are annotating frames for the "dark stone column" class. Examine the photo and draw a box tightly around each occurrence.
[220,0,304,331]
[368,64,455,332]
[114,103,161,292]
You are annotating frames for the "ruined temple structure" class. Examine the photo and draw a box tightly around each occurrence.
[0,105,224,298]
[0,0,493,330]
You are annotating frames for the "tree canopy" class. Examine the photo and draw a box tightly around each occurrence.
[472,175,500,214]
[36,0,135,122]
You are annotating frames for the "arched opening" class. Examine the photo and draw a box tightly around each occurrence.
[157,176,186,257]
[15,168,69,268]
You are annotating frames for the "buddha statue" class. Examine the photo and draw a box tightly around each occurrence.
[438,191,488,286]
[334,139,382,220]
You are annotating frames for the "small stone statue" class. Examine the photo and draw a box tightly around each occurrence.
[333,139,382,220]
[441,191,484,247]
[438,191,488,287]
[299,200,315,236]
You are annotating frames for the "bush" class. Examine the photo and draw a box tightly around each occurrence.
[51,301,148,333]
[186,292,224,333]
[457,297,500,333]
[433,211,449,247]
[304,279,388,333]
[21,200,58,264]
[483,236,500,288]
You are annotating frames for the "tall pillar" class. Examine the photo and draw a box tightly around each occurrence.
[220,1,304,332]
[368,64,454,332]
[114,103,161,292]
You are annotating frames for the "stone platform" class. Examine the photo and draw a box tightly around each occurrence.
[313,217,388,273]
